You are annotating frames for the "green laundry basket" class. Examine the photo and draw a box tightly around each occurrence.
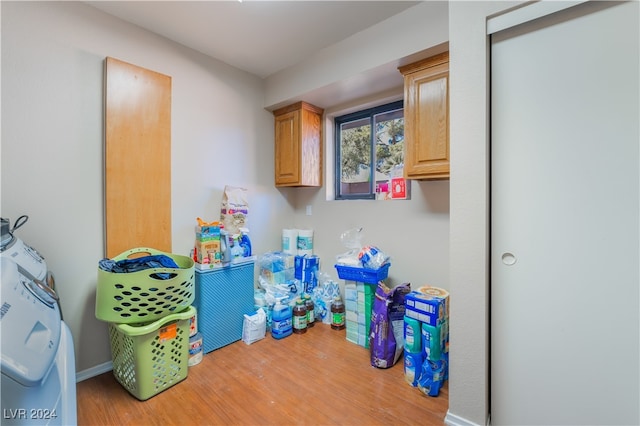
[108,305,195,401]
[96,247,195,323]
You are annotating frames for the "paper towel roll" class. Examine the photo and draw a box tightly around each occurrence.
[297,229,314,256]
[282,229,298,254]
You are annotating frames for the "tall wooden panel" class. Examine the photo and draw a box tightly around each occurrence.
[105,57,172,258]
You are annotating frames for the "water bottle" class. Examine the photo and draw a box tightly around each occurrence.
[271,300,292,339]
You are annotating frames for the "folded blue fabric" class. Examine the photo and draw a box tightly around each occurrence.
[99,255,179,279]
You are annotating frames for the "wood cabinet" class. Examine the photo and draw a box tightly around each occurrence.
[399,52,449,180]
[273,101,324,187]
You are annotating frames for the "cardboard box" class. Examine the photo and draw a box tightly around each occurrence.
[404,290,447,327]
[416,286,449,319]
[356,282,375,295]
[195,224,221,241]
[358,333,368,347]
[194,239,221,264]
[294,255,320,291]
[345,284,358,301]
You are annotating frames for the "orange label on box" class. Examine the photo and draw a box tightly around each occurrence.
[159,323,178,342]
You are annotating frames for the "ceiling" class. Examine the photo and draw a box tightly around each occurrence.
[86,1,421,79]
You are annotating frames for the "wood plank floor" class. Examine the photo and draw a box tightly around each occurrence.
[77,323,448,425]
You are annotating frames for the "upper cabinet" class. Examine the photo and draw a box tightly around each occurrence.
[398,52,449,180]
[273,101,324,187]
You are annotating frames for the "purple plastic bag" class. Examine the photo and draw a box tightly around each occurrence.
[370,282,411,368]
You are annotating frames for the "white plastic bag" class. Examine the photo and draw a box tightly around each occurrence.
[242,309,266,345]
[335,227,364,266]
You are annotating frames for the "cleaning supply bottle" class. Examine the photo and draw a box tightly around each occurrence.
[421,322,442,361]
[220,227,231,263]
[331,296,346,330]
[239,227,252,257]
[303,294,315,328]
[404,350,423,387]
[230,234,243,259]
[404,316,422,353]
[292,298,307,334]
[271,299,292,339]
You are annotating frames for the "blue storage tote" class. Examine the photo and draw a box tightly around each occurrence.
[194,260,255,353]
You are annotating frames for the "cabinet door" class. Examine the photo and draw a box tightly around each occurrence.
[299,107,322,187]
[404,63,449,179]
[274,109,300,186]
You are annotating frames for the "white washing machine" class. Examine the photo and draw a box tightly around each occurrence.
[1,216,77,425]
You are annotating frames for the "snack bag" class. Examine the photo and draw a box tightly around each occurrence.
[220,185,249,236]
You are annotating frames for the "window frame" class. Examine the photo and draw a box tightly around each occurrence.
[334,100,404,200]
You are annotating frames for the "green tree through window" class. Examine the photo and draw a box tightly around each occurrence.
[335,101,405,200]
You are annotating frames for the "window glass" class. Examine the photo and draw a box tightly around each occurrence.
[335,101,408,200]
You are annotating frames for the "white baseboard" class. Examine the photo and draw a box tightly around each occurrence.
[75,361,112,382]
[444,410,484,426]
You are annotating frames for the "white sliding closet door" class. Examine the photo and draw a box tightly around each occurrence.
[490,2,639,425]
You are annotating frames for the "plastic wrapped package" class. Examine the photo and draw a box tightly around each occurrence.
[257,252,301,306]
[358,245,390,269]
[312,272,341,324]
[335,227,364,266]
[258,251,295,285]
[335,228,390,268]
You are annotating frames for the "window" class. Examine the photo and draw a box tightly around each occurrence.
[335,100,408,200]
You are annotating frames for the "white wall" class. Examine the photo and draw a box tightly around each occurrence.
[1,1,291,373]
[448,2,522,425]
[1,1,452,383]
[264,1,451,293]
[264,1,449,110]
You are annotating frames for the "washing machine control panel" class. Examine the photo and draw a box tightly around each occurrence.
[0,257,61,387]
